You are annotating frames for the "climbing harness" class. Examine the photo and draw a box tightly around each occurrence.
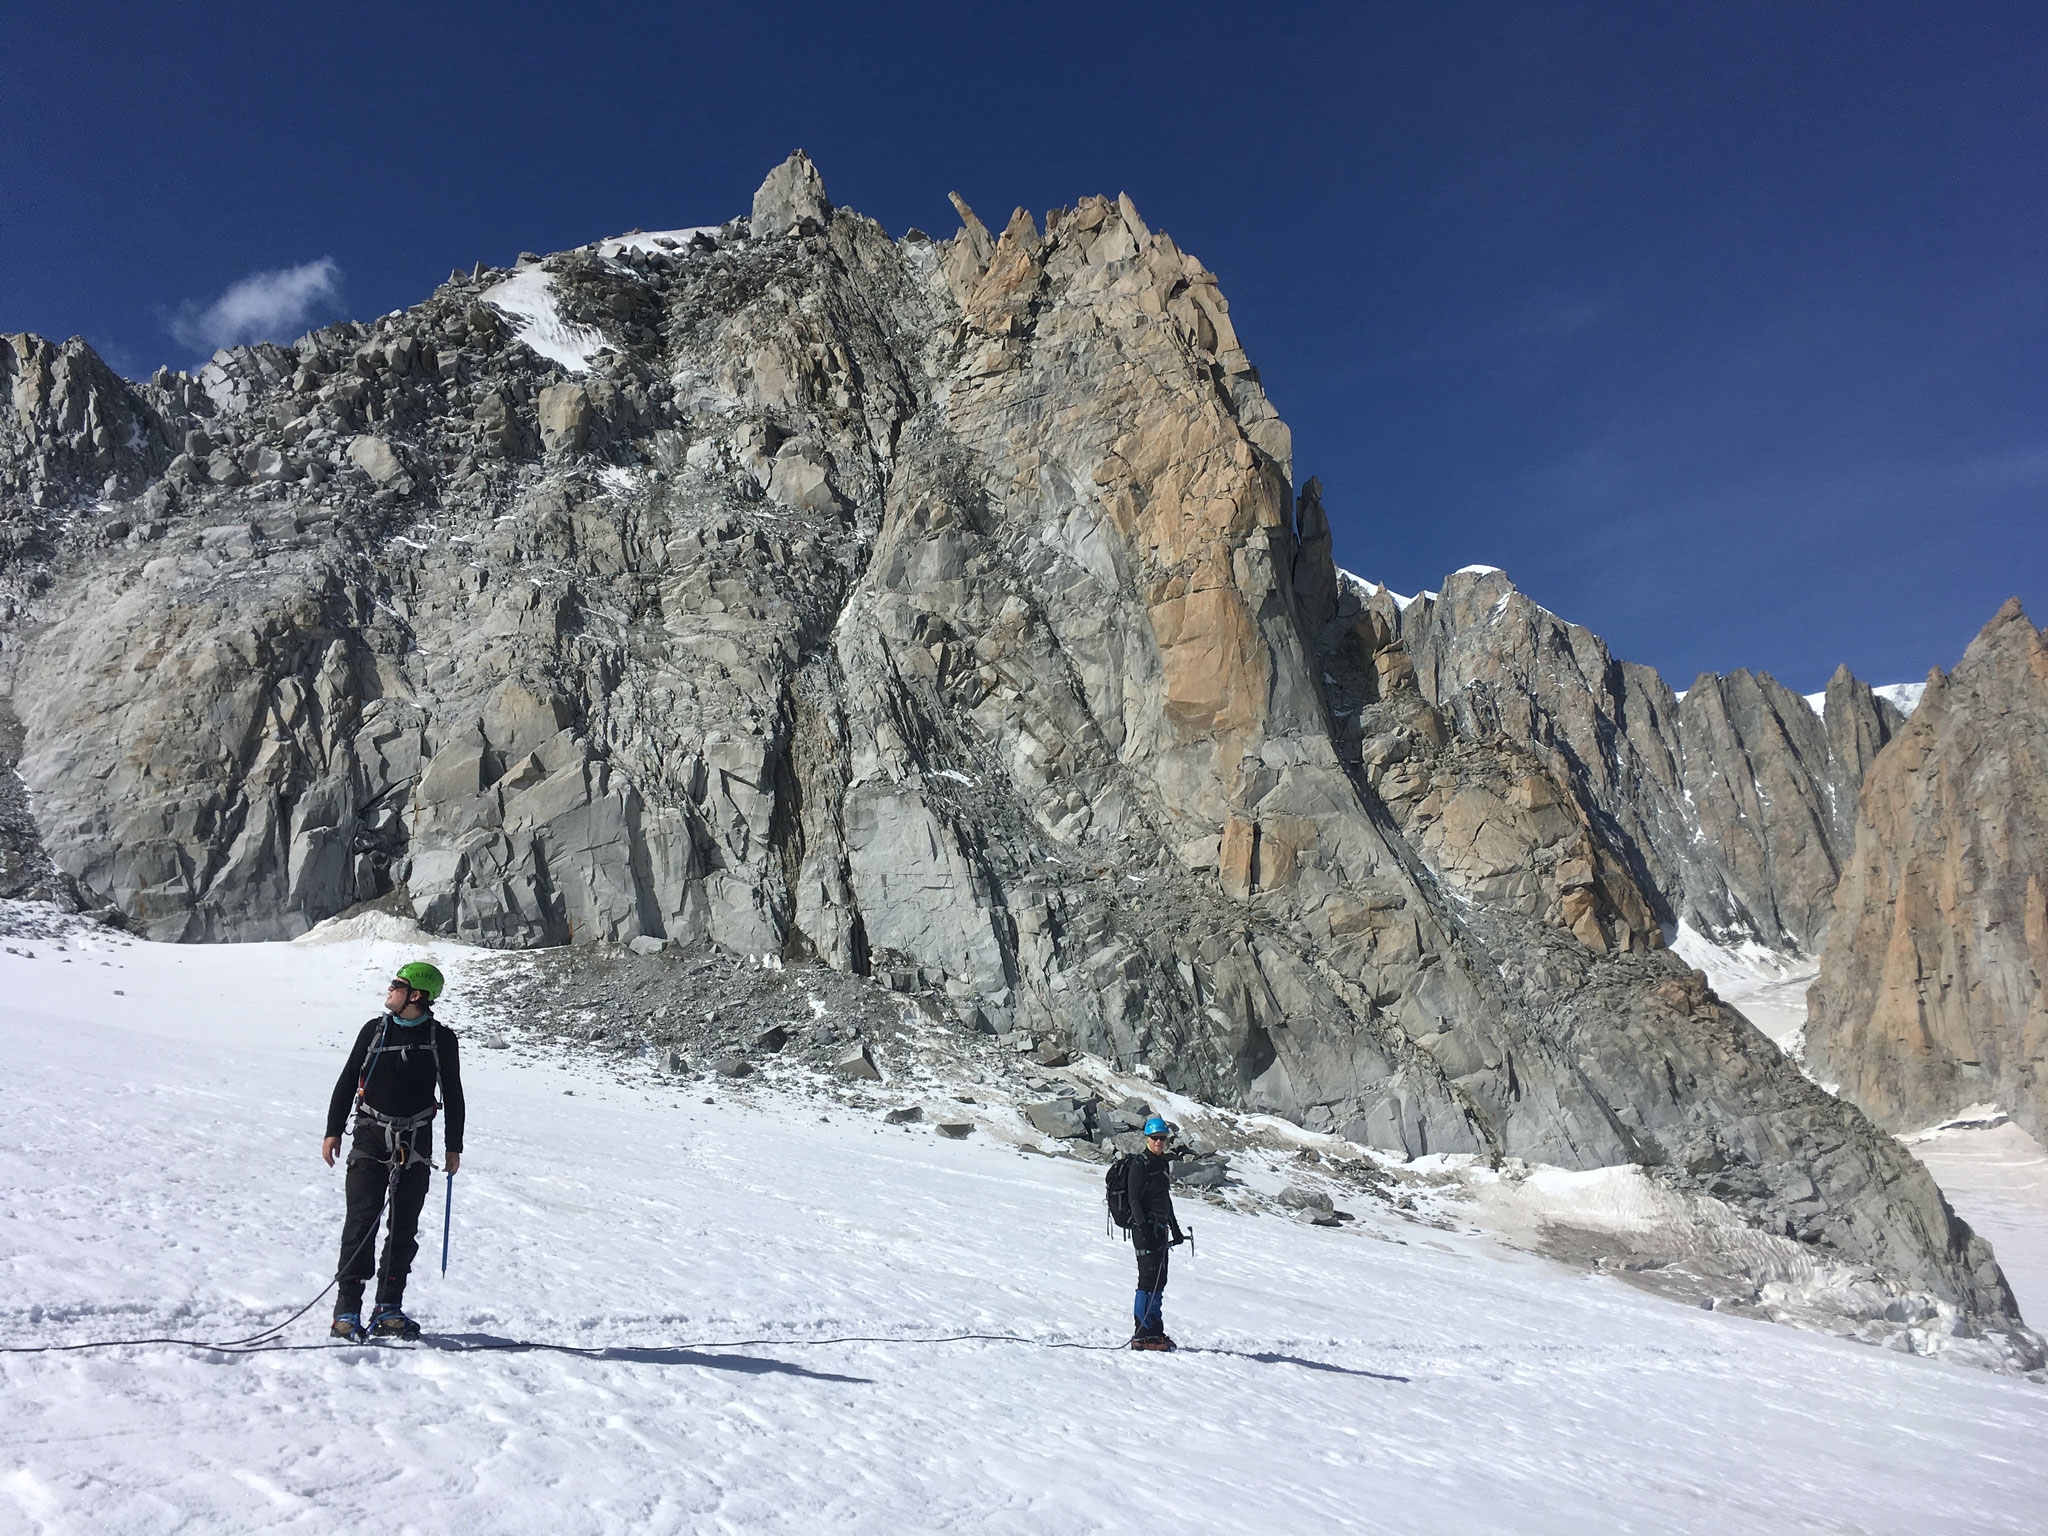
[348,1103,439,1166]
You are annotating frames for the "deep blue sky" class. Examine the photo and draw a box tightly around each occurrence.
[7,2,2043,692]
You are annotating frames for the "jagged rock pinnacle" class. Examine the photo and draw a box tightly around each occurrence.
[751,150,832,237]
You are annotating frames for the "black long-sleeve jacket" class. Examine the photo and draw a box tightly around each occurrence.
[325,1013,466,1154]
[1123,1148,1182,1248]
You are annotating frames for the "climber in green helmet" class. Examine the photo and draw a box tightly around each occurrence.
[320,959,465,1341]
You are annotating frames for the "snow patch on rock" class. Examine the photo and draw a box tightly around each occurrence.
[1335,566,1430,610]
[292,909,458,947]
[594,226,721,260]
[481,267,605,373]
[1802,681,1927,717]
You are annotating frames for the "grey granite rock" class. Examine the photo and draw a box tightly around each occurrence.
[1378,565,1903,957]
[834,1043,881,1081]
[347,434,405,485]
[536,383,592,455]
[1024,1098,1090,1139]
[0,158,2027,1354]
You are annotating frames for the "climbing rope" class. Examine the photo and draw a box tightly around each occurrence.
[1,1325,1131,1357]
[4,1115,426,1358]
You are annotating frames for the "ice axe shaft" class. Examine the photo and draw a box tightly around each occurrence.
[440,1169,455,1276]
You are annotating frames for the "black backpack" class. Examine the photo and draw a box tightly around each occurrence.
[1105,1152,1139,1233]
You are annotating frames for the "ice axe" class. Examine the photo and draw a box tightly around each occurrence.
[440,1169,455,1277]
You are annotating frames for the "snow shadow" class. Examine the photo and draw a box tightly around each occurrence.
[1187,1347,1409,1382]
[426,1333,873,1383]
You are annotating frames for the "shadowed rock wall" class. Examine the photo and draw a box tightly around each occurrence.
[1806,599,2048,1139]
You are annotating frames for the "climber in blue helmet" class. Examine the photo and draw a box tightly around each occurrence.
[1121,1115,1187,1350]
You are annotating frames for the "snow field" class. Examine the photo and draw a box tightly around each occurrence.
[1671,920,2048,1324]
[3,924,2045,1534]
[1907,1120,2048,1324]
[1669,922,1820,1054]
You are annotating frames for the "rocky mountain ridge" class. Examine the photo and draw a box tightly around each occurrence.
[0,153,2032,1363]
[1318,558,1907,959]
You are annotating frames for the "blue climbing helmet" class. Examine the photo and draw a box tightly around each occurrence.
[1143,1116,1170,1137]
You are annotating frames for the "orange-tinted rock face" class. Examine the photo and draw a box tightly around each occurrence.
[1806,599,2048,1139]
[1150,584,1267,736]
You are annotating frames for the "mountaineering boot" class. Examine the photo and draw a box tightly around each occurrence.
[369,1304,421,1340]
[330,1311,367,1342]
[1132,1290,1175,1350]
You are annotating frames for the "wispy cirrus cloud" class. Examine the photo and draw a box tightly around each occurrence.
[169,258,343,355]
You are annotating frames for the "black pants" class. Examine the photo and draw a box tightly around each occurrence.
[335,1120,434,1311]
[1135,1236,1171,1295]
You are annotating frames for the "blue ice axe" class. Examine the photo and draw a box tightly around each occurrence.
[440,1170,455,1276]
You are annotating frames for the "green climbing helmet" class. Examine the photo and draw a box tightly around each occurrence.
[394,960,445,1002]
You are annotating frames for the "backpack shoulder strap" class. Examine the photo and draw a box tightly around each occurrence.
[356,1015,391,1102]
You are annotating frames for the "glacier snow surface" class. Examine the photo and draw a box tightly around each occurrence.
[1,918,2044,1533]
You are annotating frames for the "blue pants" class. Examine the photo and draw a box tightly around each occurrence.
[1134,1237,1170,1332]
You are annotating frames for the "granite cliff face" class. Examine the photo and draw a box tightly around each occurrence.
[1354,564,1903,958]
[0,156,2028,1354]
[1805,600,2048,1139]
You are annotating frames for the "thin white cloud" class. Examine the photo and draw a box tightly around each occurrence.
[170,258,343,355]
